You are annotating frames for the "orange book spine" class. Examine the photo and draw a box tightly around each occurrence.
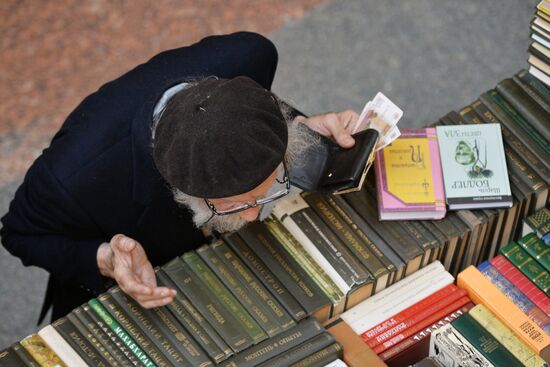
[360,284,457,341]
[457,265,550,362]
[364,288,467,348]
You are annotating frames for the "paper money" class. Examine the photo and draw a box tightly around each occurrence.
[352,92,403,150]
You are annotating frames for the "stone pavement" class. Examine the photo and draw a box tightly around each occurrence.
[0,0,538,348]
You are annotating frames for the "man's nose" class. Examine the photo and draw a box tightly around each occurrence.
[237,206,261,222]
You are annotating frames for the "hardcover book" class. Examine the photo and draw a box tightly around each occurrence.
[374,128,446,220]
[436,123,513,209]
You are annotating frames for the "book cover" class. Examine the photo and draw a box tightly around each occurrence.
[457,265,550,361]
[500,241,550,295]
[375,128,446,220]
[518,233,550,272]
[20,334,66,367]
[288,341,343,367]
[435,123,513,209]
[37,325,88,367]
[523,208,550,238]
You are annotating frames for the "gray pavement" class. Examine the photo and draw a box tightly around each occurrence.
[0,0,539,348]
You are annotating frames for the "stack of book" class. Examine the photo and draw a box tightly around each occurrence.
[529,1,550,86]
[432,222,550,366]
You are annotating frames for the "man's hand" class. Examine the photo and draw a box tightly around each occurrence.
[97,234,176,308]
[295,110,360,148]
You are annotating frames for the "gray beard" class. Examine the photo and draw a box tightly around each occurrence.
[171,191,250,234]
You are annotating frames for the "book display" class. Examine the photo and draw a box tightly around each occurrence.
[2,2,550,367]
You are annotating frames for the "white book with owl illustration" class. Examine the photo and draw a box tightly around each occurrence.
[435,123,513,210]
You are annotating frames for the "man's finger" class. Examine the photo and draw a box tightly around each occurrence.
[119,276,154,297]
[140,297,175,309]
[329,121,355,148]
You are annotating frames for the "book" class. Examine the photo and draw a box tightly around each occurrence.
[0,346,26,367]
[452,312,522,366]
[523,208,550,238]
[477,261,550,333]
[519,233,550,272]
[500,241,550,295]
[374,127,446,220]
[341,261,453,334]
[457,265,550,361]
[38,325,88,367]
[287,341,343,367]
[429,323,493,367]
[20,334,66,367]
[490,255,550,316]
[380,303,474,366]
[469,304,549,367]
[324,318,387,367]
[11,343,40,367]
[435,123,513,209]
[514,69,550,116]
[530,64,550,87]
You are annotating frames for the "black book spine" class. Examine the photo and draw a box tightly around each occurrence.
[517,69,550,104]
[74,305,136,367]
[289,342,344,367]
[514,70,550,115]
[98,292,173,367]
[155,268,230,363]
[238,222,332,321]
[0,346,26,367]
[223,232,307,321]
[52,317,112,366]
[12,343,39,367]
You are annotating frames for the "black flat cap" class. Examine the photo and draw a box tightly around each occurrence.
[153,76,288,198]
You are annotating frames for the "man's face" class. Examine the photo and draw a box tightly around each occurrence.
[454,140,476,165]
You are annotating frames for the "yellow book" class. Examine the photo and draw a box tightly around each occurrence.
[470,304,548,367]
[458,266,550,362]
[20,334,66,367]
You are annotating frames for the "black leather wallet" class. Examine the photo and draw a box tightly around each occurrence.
[289,128,379,194]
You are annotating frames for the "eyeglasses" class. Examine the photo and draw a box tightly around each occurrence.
[204,162,290,216]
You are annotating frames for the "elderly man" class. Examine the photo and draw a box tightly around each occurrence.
[1,32,359,323]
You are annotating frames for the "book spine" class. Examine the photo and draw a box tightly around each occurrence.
[155,269,229,363]
[477,261,550,333]
[372,296,470,354]
[303,192,389,291]
[289,342,344,367]
[429,323,493,367]
[218,318,324,367]
[196,244,281,337]
[107,287,196,366]
[223,232,307,321]
[95,294,169,367]
[20,334,67,367]
[89,298,156,367]
[364,287,467,348]
[238,222,332,321]
[525,208,550,238]
[457,265,550,360]
[490,255,550,316]
[379,303,473,362]
[500,242,550,295]
[452,312,522,366]
[361,284,458,341]
[11,343,39,367]
[255,332,336,367]
[518,69,550,104]
[325,194,398,277]
[38,325,88,367]
[161,257,253,352]
[62,312,121,367]
[475,96,550,184]
[210,239,295,331]
[519,233,550,272]
[514,71,550,115]
[264,215,346,307]
[469,304,549,367]
[75,305,137,367]
[0,346,27,367]
[496,78,550,143]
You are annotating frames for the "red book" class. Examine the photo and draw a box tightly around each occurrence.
[361,284,458,342]
[372,296,471,354]
[364,288,467,348]
[380,302,475,367]
[490,255,550,316]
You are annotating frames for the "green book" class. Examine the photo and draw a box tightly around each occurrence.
[500,241,550,295]
[518,233,550,273]
[88,298,157,367]
[523,208,550,238]
[451,313,521,366]
[182,251,267,344]
[435,123,513,210]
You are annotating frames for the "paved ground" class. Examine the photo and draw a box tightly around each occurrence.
[0,0,538,348]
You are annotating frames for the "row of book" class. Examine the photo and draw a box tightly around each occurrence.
[529,1,550,87]
[335,210,550,366]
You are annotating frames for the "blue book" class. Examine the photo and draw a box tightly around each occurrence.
[477,261,550,334]
[544,232,550,247]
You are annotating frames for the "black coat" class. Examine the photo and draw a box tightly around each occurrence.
[0,32,279,322]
